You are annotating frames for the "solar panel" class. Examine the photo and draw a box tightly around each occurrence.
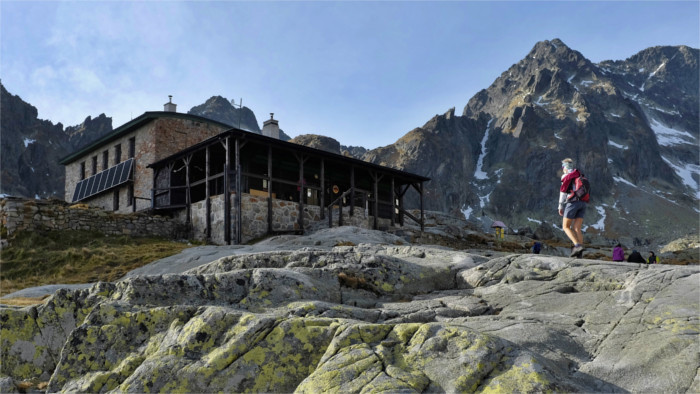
[72,183,82,202]
[71,158,134,202]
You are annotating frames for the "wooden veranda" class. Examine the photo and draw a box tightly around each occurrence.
[147,128,430,244]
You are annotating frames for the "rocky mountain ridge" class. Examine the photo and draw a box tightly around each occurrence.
[358,39,698,244]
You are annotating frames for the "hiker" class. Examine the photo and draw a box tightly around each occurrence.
[627,250,645,263]
[648,251,659,264]
[612,243,625,262]
[558,158,589,257]
[532,242,542,254]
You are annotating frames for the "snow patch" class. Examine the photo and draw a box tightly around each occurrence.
[527,217,542,224]
[589,205,606,231]
[640,62,666,92]
[461,205,473,220]
[608,140,628,150]
[649,118,695,146]
[662,156,700,198]
[567,73,576,84]
[473,119,493,180]
[614,176,637,187]
[479,192,492,209]
[24,138,36,148]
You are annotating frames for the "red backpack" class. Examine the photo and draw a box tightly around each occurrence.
[568,174,590,202]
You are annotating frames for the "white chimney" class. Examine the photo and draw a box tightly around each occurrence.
[164,95,177,112]
[262,113,280,139]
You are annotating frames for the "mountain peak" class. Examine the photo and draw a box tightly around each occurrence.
[188,95,261,132]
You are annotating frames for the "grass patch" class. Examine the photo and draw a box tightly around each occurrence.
[0,230,197,297]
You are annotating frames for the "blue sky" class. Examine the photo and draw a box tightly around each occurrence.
[2,1,698,149]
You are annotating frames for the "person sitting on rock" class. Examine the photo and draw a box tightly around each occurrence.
[648,251,659,264]
[627,249,645,263]
[612,243,625,262]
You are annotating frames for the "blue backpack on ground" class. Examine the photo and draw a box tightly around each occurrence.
[532,242,542,254]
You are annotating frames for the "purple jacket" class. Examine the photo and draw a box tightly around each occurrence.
[613,246,625,261]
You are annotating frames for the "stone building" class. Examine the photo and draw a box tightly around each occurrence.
[61,101,430,245]
[60,98,231,213]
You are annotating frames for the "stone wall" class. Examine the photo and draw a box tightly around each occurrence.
[0,198,185,241]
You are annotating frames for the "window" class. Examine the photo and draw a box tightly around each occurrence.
[128,137,135,158]
[102,151,108,170]
[91,156,97,175]
[80,162,86,180]
[114,144,122,165]
[113,189,120,211]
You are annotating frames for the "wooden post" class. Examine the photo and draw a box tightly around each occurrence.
[151,168,157,210]
[338,190,343,227]
[350,166,355,216]
[372,172,378,230]
[235,138,242,244]
[419,181,424,232]
[224,137,231,245]
[320,159,325,220]
[298,155,305,233]
[399,184,406,226]
[185,156,191,225]
[267,145,273,234]
[205,146,211,241]
[390,176,395,227]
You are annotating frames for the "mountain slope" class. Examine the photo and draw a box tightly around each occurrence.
[363,39,698,243]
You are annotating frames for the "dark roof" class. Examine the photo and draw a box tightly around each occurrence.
[148,128,431,183]
[59,112,234,165]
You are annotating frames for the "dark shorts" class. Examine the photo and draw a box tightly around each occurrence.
[563,200,587,219]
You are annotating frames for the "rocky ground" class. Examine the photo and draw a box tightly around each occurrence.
[1,223,698,393]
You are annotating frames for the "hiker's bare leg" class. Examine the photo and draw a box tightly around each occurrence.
[573,218,584,245]
[562,217,578,245]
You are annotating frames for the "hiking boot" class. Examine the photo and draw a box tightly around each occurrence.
[570,245,584,257]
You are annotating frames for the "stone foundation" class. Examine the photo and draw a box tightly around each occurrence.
[1,195,404,247]
[189,193,382,244]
